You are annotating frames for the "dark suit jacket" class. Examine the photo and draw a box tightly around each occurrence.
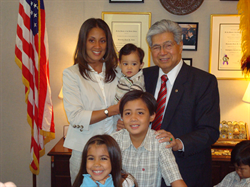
[186,35,196,45]
[143,63,220,187]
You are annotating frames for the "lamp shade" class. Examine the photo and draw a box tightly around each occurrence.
[242,82,250,103]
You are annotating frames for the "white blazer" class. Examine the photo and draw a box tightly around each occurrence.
[63,64,121,151]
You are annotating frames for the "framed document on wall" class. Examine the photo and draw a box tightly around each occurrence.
[209,14,243,79]
[102,12,151,68]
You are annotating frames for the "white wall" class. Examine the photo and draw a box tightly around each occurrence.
[0,0,249,186]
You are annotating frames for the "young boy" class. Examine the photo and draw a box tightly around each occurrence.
[214,140,250,187]
[114,43,145,103]
[111,90,187,187]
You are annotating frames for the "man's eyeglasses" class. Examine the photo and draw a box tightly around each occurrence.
[151,41,176,52]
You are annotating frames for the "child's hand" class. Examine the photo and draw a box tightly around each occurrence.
[116,119,125,131]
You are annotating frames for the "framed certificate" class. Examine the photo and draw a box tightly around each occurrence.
[209,14,243,79]
[102,12,151,68]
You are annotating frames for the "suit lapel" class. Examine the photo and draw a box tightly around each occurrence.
[144,66,159,96]
[161,63,189,129]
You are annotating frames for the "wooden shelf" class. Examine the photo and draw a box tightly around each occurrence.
[47,138,72,187]
[211,145,234,186]
[213,139,242,147]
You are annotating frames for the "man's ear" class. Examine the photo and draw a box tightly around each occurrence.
[149,112,156,122]
[179,41,183,53]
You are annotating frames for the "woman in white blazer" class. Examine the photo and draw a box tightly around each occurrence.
[62,18,121,184]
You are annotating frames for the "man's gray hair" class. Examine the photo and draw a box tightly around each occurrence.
[146,19,183,47]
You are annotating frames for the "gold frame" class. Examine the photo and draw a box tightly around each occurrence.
[209,14,244,80]
[102,12,151,68]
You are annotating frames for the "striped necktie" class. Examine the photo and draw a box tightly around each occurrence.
[152,75,168,130]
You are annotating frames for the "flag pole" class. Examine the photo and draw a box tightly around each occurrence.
[33,174,36,187]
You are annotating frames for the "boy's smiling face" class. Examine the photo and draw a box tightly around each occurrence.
[122,98,155,140]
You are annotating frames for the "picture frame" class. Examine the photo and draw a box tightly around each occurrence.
[109,0,144,3]
[209,14,243,80]
[182,58,192,66]
[177,22,199,51]
[102,12,151,68]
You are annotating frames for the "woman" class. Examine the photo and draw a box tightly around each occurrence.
[62,18,121,184]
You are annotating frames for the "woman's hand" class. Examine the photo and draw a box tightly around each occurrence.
[107,101,120,117]
[116,119,125,131]
[90,102,120,125]
[155,130,183,151]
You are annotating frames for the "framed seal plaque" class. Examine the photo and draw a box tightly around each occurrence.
[160,0,204,15]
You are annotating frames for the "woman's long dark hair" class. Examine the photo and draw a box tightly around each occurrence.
[74,18,118,83]
[73,135,137,187]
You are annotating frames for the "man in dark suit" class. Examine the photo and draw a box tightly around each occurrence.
[186,28,196,45]
[143,19,220,187]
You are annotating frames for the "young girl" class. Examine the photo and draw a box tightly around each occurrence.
[73,135,137,187]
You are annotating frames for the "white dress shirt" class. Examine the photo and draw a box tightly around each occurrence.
[153,60,184,151]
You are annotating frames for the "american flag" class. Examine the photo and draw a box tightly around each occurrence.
[15,0,55,175]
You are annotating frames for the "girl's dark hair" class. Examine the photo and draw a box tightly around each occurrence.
[73,134,137,187]
[231,140,250,166]
[119,90,157,117]
[74,18,118,83]
[119,43,144,64]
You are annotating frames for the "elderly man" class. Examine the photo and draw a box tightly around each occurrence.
[143,19,220,187]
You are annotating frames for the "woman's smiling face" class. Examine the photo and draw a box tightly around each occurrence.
[86,27,107,64]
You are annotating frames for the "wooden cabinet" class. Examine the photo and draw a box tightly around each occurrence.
[211,142,237,186]
[47,138,72,187]
[48,138,236,187]
[211,153,235,185]
[212,160,234,186]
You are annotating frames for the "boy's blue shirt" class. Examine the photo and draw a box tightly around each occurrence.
[80,174,114,187]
